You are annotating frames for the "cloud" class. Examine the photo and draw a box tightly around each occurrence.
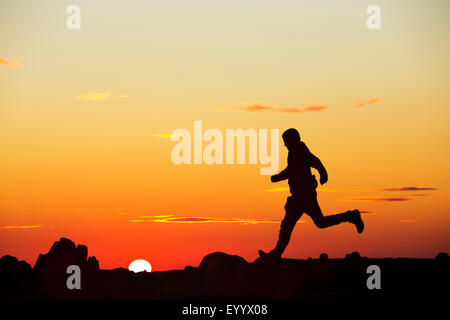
[284,105,331,113]
[264,187,371,192]
[382,187,437,191]
[152,133,172,138]
[1,225,43,229]
[317,187,373,192]
[239,104,273,112]
[164,217,216,222]
[265,186,437,193]
[399,219,416,223]
[265,187,289,192]
[75,91,136,101]
[129,214,288,225]
[0,58,23,68]
[353,98,381,108]
[76,91,111,101]
[342,197,411,202]
[222,103,331,114]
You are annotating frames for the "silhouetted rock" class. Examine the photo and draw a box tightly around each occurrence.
[37,239,75,270]
[2,238,449,302]
[0,255,32,274]
[345,251,362,260]
[199,252,247,274]
[0,255,34,298]
[435,252,449,263]
[320,253,328,261]
[33,237,99,297]
[87,256,99,271]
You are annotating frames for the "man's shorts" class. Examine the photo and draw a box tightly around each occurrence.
[284,191,320,219]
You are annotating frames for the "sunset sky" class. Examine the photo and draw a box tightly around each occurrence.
[1,0,449,271]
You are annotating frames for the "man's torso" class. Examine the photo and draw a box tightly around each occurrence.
[287,143,317,196]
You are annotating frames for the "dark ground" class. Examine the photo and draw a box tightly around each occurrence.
[1,238,448,311]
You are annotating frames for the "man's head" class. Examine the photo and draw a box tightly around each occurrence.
[282,128,301,150]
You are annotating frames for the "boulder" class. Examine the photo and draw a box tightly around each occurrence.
[33,237,99,297]
[319,253,329,261]
[345,251,362,260]
[435,252,449,263]
[199,252,247,274]
[0,255,33,296]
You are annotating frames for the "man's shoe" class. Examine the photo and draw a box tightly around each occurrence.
[350,209,364,233]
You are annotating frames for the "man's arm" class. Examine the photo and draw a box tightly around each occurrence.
[309,153,328,185]
[271,167,289,182]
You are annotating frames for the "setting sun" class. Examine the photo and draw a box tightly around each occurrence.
[128,259,152,273]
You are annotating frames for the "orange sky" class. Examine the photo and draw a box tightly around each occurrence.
[1,0,449,271]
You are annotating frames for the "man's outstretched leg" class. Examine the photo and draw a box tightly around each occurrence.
[259,197,303,259]
[307,198,364,233]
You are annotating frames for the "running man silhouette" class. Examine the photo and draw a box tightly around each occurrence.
[259,128,364,259]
